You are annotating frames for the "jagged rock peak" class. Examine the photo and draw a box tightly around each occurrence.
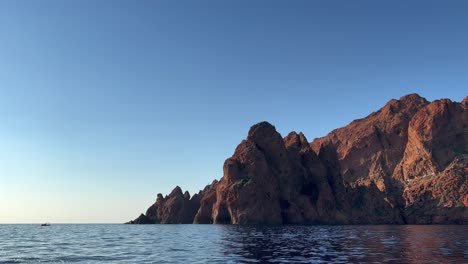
[200,180,219,193]
[399,93,427,103]
[156,193,164,202]
[247,121,279,140]
[246,121,284,152]
[380,93,429,115]
[284,131,310,150]
[399,93,429,109]
[285,131,308,143]
[169,186,183,197]
[462,96,468,106]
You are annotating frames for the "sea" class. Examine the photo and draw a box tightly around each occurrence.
[0,224,466,263]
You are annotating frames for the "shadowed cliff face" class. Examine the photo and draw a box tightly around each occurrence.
[209,122,340,224]
[127,186,200,224]
[128,94,467,225]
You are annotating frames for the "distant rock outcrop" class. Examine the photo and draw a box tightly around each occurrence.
[128,94,468,224]
[127,186,200,224]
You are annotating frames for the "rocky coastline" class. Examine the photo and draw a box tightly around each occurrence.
[128,94,468,224]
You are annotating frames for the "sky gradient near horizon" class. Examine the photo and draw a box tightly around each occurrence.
[1,0,467,223]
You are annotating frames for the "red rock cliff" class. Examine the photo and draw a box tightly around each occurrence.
[128,94,467,224]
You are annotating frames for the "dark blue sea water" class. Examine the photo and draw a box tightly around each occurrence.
[0,224,466,263]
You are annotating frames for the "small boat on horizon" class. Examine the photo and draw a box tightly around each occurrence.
[41,223,51,226]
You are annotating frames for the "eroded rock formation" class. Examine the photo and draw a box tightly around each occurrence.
[127,186,200,224]
[128,94,467,224]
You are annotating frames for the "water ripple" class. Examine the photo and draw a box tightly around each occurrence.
[0,225,466,263]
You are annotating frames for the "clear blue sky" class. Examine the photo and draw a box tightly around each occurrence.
[0,0,467,223]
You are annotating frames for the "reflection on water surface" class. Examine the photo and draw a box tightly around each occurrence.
[0,224,466,263]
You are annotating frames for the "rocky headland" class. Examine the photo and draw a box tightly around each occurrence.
[128,94,467,224]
